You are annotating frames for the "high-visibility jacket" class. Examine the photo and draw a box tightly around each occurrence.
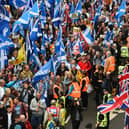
[97,112,108,127]
[59,108,67,126]
[46,119,54,129]
[69,82,81,98]
[47,106,60,121]
[80,76,89,92]
[118,65,125,74]
[53,84,62,99]
[120,46,129,57]
[103,93,112,104]
[104,56,115,72]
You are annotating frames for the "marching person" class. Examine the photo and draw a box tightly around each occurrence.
[96,111,108,129]
[80,71,89,109]
[43,99,60,128]
[30,92,46,129]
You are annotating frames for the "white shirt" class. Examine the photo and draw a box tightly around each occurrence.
[8,112,12,129]
[0,87,4,100]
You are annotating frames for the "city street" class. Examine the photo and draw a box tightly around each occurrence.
[66,92,125,129]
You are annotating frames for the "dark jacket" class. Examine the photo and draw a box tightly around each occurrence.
[0,107,8,129]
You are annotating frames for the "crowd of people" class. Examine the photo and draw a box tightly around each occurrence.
[0,0,129,129]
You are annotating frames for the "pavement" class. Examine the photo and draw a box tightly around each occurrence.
[66,92,125,129]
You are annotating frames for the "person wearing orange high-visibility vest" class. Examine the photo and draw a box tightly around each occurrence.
[53,84,63,99]
[104,51,115,75]
[66,78,81,99]
[53,76,63,99]
[80,71,89,109]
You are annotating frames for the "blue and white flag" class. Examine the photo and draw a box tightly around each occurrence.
[0,5,10,22]
[32,58,53,83]
[30,18,42,41]
[81,28,94,45]
[103,29,113,44]
[116,0,126,24]
[52,0,62,27]
[0,35,14,50]
[41,34,46,56]
[75,0,82,14]
[16,10,30,25]
[32,42,42,68]
[0,20,10,37]
[70,2,75,15]
[24,0,33,12]
[9,0,27,9]
[13,10,30,33]
[30,0,39,17]
[94,5,102,25]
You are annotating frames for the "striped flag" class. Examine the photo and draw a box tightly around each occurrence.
[30,0,39,17]
[97,83,129,114]
[116,0,126,24]
[80,28,94,45]
[32,58,53,83]
[8,0,27,9]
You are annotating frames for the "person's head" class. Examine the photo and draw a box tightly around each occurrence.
[56,75,61,83]
[24,65,30,71]
[14,114,20,123]
[6,106,12,113]
[71,64,76,71]
[61,62,65,68]
[103,89,109,95]
[20,114,26,122]
[12,49,18,58]
[50,99,56,106]
[12,74,17,81]
[14,97,21,105]
[81,54,86,61]
[0,79,5,87]
[106,51,111,57]
[23,82,29,89]
[96,51,101,58]
[36,92,41,100]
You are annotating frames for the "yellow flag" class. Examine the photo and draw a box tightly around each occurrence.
[15,44,26,65]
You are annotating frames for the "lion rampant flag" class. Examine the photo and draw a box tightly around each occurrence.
[15,44,26,65]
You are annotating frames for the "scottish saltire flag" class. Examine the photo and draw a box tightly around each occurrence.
[16,10,30,25]
[31,42,42,68]
[0,5,10,22]
[124,108,129,129]
[103,29,113,44]
[80,28,94,45]
[12,10,30,33]
[40,2,46,27]
[0,49,8,70]
[32,58,53,83]
[0,20,10,37]
[41,34,46,56]
[0,35,14,50]
[94,5,102,25]
[30,0,39,17]
[75,0,82,14]
[97,84,129,114]
[58,41,66,62]
[8,0,27,9]
[52,0,62,27]
[24,0,33,12]
[30,18,42,41]
[70,2,75,16]
[116,0,126,23]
